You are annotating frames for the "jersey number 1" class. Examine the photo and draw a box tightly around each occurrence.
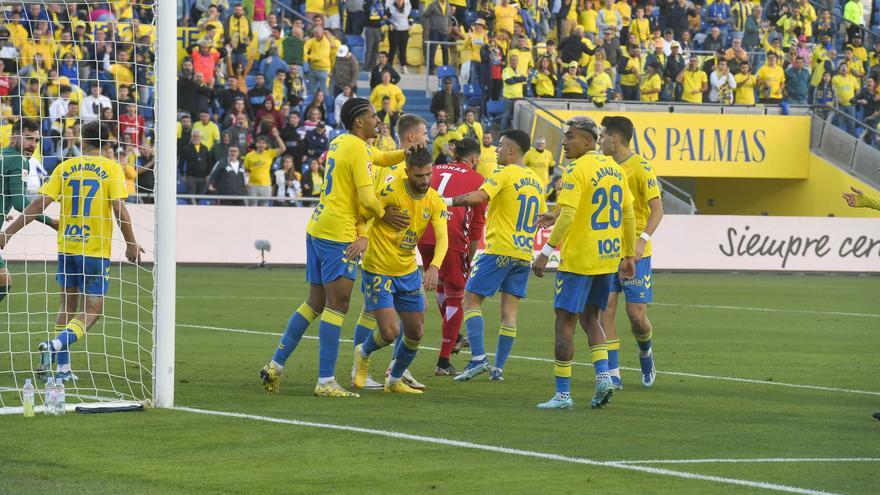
[68,179,100,217]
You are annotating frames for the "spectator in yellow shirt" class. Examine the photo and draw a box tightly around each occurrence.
[432,120,461,163]
[587,60,613,104]
[629,6,650,48]
[304,25,337,96]
[756,52,785,103]
[495,0,519,35]
[734,61,757,105]
[640,61,662,102]
[464,19,489,84]
[523,137,554,187]
[831,63,860,136]
[677,55,708,104]
[558,61,589,98]
[477,131,498,177]
[244,129,287,206]
[370,71,406,112]
[579,0,598,41]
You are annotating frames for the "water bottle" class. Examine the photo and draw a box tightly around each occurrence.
[55,380,66,416]
[44,377,56,415]
[22,379,35,418]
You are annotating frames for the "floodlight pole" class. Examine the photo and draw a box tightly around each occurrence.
[154,0,177,409]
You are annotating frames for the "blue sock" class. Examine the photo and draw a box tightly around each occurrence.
[353,312,376,350]
[392,322,405,359]
[464,310,485,359]
[361,329,391,356]
[607,338,620,370]
[554,360,571,394]
[494,324,516,369]
[636,330,653,353]
[390,337,420,379]
[272,303,320,366]
[55,329,78,351]
[317,309,345,379]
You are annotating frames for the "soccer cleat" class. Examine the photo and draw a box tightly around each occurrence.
[54,370,78,382]
[36,342,53,381]
[452,357,489,382]
[488,366,504,381]
[314,379,360,398]
[434,364,459,376]
[352,345,371,389]
[537,395,574,410]
[611,375,624,391]
[401,368,426,390]
[259,364,283,394]
[590,377,615,409]
[350,368,383,390]
[640,349,656,388]
[384,377,423,394]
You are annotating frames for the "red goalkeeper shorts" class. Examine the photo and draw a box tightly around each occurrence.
[417,244,469,294]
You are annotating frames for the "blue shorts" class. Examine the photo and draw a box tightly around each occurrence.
[56,255,111,296]
[362,269,425,313]
[553,271,613,314]
[609,256,653,303]
[465,253,531,299]
[305,234,358,285]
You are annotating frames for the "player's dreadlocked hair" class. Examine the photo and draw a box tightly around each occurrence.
[341,97,372,132]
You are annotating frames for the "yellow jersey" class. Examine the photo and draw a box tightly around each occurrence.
[588,72,613,102]
[734,73,756,104]
[243,148,280,186]
[363,176,448,276]
[480,165,546,261]
[478,145,498,177]
[620,57,642,87]
[832,73,860,106]
[369,83,406,112]
[523,148,553,187]
[432,129,461,161]
[372,159,408,193]
[756,65,785,100]
[307,134,404,243]
[556,152,634,275]
[681,69,707,103]
[39,156,128,258]
[617,153,661,257]
[640,73,662,102]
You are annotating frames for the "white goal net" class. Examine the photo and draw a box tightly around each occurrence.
[0,0,174,413]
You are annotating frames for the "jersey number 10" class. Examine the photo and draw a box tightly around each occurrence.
[515,194,539,233]
[67,179,101,217]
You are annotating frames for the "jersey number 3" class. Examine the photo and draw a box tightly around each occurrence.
[591,185,622,230]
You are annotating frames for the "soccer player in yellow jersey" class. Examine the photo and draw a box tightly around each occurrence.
[598,116,663,390]
[260,98,411,398]
[350,114,428,391]
[352,148,448,394]
[0,122,143,382]
[532,116,636,410]
[446,130,547,382]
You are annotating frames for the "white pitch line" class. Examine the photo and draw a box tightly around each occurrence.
[615,458,880,465]
[176,323,880,397]
[173,405,839,495]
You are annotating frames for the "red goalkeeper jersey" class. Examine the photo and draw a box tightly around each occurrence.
[419,162,486,253]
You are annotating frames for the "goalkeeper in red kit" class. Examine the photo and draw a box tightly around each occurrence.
[418,138,487,376]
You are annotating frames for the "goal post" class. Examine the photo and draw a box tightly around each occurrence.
[153,0,175,409]
[0,0,175,413]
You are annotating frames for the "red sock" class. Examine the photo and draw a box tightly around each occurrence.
[440,296,463,359]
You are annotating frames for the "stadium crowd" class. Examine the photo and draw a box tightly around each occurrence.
[1,1,879,205]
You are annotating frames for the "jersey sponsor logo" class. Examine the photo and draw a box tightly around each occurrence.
[63,224,91,242]
[597,238,621,259]
[647,178,657,189]
[494,255,510,268]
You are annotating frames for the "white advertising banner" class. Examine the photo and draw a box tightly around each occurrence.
[4,206,879,273]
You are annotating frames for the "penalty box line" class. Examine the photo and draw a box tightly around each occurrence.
[173,405,840,495]
[176,323,880,398]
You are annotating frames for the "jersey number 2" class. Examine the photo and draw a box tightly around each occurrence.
[68,179,100,217]
[591,185,622,230]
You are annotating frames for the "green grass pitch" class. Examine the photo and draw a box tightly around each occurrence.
[1,265,879,494]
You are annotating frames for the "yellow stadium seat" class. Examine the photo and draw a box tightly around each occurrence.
[408,23,424,67]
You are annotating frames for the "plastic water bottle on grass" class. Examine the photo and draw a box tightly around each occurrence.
[55,380,66,416]
[45,377,56,415]
[22,379,35,418]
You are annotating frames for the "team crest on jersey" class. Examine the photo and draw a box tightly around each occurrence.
[441,210,452,220]
[422,207,431,219]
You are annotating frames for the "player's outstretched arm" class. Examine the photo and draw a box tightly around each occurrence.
[111,199,145,263]
[842,186,880,210]
[445,189,490,208]
[372,148,407,167]
[0,195,53,249]
[533,204,575,278]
